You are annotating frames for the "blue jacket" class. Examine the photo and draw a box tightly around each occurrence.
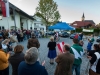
[87,42,92,51]
[18,61,48,75]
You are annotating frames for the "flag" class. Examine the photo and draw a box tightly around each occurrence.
[1,0,9,17]
[57,42,65,53]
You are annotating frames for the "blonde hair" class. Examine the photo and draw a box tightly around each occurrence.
[14,45,24,53]
[50,36,54,41]
[2,39,10,44]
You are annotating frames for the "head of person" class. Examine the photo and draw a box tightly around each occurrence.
[50,36,54,42]
[63,44,70,52]
[14,45,24,53]
[24,47,38,64]
[93,44,99,50]
[73,38,79,44]
[31,33,36,38]
[91,35,94,37]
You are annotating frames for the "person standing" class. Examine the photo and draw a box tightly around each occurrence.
[80,32,83,40]
[9,45,24,75]
[70,39,83,75]
[47,37,57,64]
[27,33,40,49]
[18,47,48,75]
[0,44,10,75]
[55,44,74,75]
[89,35,95,46]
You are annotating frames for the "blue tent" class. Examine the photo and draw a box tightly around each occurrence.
[48,22,75,30]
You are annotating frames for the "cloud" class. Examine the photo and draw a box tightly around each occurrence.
[17,0,23,3]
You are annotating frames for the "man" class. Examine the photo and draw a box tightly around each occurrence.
[55,44,75,75]
[27,33,40,49]
[70,39,84,75]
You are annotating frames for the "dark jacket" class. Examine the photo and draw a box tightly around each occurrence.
[18,61,48,75]
[27,38,40,49]
[55,52,74,75]
[9,52,24,75]
[47,41,56,50]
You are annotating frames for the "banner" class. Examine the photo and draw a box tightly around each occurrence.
[57,42,65,53]
[83,29,94,32]
[1,0,9,17]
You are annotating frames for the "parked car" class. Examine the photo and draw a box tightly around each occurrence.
[48,31,55,35]
[96,36,100,42]
[60,32,69,37]
[70,33,77,39]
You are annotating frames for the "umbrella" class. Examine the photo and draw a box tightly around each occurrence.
[48,22,75,30]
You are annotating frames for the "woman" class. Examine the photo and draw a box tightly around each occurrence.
[2,39,10,52]
[9,45,24,75]
[18,47,48,75]
[88,44,99,58]
[9,33,18,51]
[88,44,100,75]
[47,36,57,64]
[0,44,10,75]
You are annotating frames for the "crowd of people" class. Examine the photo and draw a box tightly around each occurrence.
[0,29,100,75]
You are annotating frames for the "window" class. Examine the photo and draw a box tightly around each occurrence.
[2,26,4,30]
[34,23,36,26]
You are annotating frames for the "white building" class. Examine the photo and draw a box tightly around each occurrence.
[32,15,46,32]
[0,3,34,30]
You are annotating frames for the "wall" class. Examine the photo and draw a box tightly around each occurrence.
[14,12,20,29]
[0,16,14,30]
[0,12,20,30]
[33,16,46,32]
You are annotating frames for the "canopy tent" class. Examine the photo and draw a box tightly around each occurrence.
[48,22,75,30]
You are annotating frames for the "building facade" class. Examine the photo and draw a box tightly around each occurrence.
[33,15,46,32]
[0,3,34,30]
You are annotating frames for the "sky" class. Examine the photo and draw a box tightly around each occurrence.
[9,0,100,24]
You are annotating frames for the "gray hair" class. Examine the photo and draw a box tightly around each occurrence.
[24,47,38,64]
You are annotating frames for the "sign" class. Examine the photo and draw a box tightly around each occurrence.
[83,29,94,32]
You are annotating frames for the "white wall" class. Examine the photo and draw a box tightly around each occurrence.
[0,16,14,30]
[0,12,20,30]
[33,16,46,32]
[15,12,20,29]
[22,19,27,30]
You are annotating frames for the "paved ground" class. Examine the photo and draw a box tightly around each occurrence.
[9,36,98,75]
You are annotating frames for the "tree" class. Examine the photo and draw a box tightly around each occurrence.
[35,0,61,27]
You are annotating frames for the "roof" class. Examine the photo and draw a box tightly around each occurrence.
[71,21,95,28]
[0,2,34,20]
[84,20,95,24]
